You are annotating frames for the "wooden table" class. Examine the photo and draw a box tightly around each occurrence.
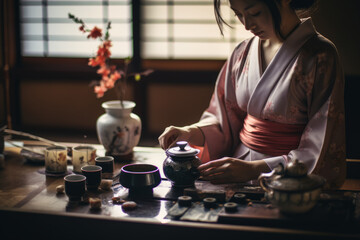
[1,141,360,240]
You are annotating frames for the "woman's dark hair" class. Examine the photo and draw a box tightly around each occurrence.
[214,0,317,37]
[290,0,318,17]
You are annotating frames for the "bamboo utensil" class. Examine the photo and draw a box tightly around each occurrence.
[4,129,61,146]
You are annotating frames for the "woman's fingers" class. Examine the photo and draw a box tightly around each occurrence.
[158,126,177,149]
[199,158,233,182]
[201,162,231,176]
[166,135,178,149]
[198,157,230,171]
[201,171,235,184]
[199,158,243,184]
[199,158,264,184]
[159,126,188,149]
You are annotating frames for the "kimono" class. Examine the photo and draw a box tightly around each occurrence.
[195,18,346,189]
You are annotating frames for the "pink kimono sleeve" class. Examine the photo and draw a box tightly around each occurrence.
[194,44,249,163]
[283,40,346,189]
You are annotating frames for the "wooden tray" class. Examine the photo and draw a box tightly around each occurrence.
[218,192,359,231]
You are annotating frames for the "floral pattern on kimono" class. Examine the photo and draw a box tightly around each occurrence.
[195,18,346,189]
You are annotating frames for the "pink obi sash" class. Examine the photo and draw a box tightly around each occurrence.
[239,114,306,156]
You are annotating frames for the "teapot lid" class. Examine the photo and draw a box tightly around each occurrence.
[266,174,325,192]
[167,141,200,157]
[285,159,308,177]
[266,159,325,192]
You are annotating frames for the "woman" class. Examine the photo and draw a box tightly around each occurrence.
[158,0,346,189]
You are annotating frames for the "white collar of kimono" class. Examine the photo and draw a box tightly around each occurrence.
[247,17,316,116]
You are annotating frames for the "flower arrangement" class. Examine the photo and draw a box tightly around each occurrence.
[68,13,153,104]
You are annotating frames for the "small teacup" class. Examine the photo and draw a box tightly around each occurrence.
[72,145,96,173]
[95,156,114,179]
[45,146,68,174]
[64,174,86,201]
[81,165,102,190]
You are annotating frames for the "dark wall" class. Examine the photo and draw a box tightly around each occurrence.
[312,0,360,76]
[344,76,360,158]
[312,0,360,158]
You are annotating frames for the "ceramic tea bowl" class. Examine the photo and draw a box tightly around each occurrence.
[259,159,325,214]
[119,164,161,194]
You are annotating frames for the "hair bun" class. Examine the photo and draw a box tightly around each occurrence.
[290,0,317,10]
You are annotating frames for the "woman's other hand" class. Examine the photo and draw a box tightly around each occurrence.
[198,157,270,184]
[158,125,205,150]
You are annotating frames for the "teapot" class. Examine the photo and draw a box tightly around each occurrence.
[163,141,201,187]
[259,159,325,214]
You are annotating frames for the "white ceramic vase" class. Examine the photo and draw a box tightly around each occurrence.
[96,100,141,160]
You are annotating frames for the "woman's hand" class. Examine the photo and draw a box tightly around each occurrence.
[198,157,270,184]
[158,125,205,150]
[158,126,191,149]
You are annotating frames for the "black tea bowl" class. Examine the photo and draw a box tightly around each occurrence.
[119,164,161,195]
[64,174,86,201]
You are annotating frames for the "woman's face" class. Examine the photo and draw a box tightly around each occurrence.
[229,0,276,40]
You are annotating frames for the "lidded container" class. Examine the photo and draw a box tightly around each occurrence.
[259,159,326,214]
[163,141,201,187]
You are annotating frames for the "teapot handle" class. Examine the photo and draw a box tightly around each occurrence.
[258,163,284,192]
